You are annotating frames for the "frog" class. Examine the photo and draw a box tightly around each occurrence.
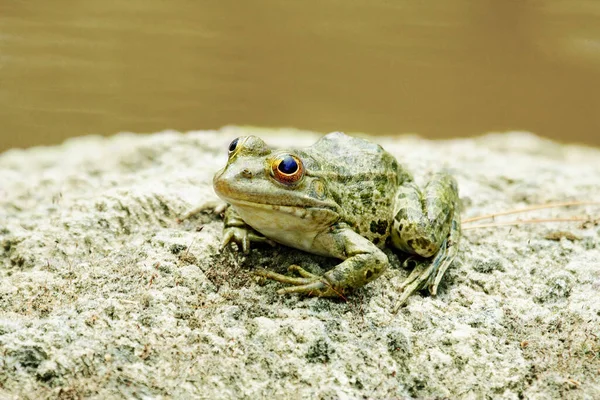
[212,132,461,311]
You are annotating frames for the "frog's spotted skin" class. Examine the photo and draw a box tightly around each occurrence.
[213,132,461,310]
[392,173,459,257]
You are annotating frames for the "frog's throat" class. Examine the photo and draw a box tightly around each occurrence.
[226,198,340,250]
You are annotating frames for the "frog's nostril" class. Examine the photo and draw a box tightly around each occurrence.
[241,169,252,179]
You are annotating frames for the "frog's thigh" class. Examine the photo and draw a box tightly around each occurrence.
[391,172,458,257]
[315,227,389,293]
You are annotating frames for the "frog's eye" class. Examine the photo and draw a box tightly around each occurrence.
[271,154,304,185]
[228,137,240,156]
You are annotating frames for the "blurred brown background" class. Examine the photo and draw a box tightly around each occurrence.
[1,0,599,152]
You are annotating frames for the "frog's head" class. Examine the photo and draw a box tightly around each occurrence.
[213,136,340,241]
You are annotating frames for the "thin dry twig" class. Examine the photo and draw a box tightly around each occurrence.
[463,201,600,224]
[463,217,591,230]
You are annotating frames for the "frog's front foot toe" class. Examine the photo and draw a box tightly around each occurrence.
[222,227,251,253]
[254,265,341,297]
[222,228,275,253]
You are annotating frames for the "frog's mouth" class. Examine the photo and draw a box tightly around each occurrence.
[215,181,340,226]
[217,194,338,218]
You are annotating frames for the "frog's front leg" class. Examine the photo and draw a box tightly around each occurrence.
[221,206,274,253]
[255,225,388,297]
[391,172,461,310]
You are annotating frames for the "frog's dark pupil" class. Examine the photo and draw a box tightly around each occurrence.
[228,138,239,152]
[278,156,298,174]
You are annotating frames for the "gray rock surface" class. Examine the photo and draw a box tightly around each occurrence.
[1,127,599,399]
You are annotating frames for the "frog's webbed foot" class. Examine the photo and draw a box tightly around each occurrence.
[254,265,342,297]
[392,219,460,312]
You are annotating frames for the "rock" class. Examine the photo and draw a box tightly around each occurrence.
[0,127,599,398]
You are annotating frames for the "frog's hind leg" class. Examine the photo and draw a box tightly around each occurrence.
[390,172,461,310]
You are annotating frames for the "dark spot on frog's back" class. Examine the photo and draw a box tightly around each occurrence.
[370,220,388,235]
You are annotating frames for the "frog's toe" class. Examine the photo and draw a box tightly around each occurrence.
[254,268,314,285]
[277,281,328,295]
[221,227,250,253]
[221,229,234,248]
[393,240,458,312]
[428,254,455,295]
[254,267,340,297]
[221,228,274,253]
[393,261,435,312]
[287,264,321,279]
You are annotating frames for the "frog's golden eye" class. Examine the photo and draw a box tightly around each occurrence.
[271,154,304,185]
[228,137,240,156]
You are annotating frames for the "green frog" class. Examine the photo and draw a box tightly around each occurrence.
[212,132,461,310]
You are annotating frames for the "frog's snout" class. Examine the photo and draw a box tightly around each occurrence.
[213,165,255,199]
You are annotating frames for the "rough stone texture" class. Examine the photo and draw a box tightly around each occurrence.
[0,127,599,399]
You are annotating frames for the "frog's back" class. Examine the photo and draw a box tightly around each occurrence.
[303,132,410,246]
